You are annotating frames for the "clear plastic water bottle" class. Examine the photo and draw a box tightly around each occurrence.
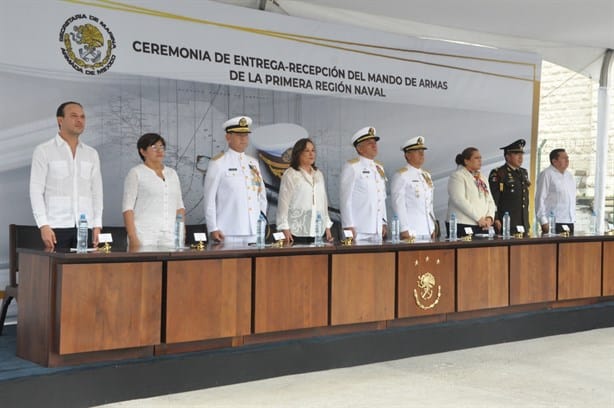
[314,211,323,246]
[175,213,185,249]
[548,211,556,236]
[256,213,266,248]
[502,211,511,239]
[449,212,457,241]
[391,214,400,243]
[590,211,597,235]
[76,213,88,253]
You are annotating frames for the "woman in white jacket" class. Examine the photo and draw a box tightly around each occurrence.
[447,147,496,238]
[276,138,334,244]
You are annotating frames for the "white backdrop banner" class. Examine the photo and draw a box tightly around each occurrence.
[0,0,540,268]
[1,0,537,110]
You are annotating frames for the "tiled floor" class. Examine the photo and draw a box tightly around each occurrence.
[98,327,614,407]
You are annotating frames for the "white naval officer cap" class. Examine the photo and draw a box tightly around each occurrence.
[351,126,379,147]
[401,136,427,152]
[223,116,252,133]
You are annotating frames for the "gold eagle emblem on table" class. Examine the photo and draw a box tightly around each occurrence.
[412,258,442,310]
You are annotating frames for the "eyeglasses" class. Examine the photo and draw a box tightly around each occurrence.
[150,144,165,151]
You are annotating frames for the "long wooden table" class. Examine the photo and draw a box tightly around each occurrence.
[17,235,614,366]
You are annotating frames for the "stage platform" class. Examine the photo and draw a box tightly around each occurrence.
[1,301,613,408]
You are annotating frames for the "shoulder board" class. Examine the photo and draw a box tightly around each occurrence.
[488,168,498,180]
[397,167,408,174]
[347,157,360,164]
[375,160,384,166]
[490,166,505,177]
[211,152,224,161]
[422,169,431,175]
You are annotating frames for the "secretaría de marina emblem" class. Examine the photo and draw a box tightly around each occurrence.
[59,14,116,75]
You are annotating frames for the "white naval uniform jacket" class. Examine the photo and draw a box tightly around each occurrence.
[340,155,387,235]
[391,164,434,237]
[203,149,267,236]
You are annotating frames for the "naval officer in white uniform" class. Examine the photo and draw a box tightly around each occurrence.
[203,116,267,243]
[339,126,388,242]
[391,136,436,240]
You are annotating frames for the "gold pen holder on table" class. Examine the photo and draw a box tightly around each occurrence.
[560,231,570,238]
[190,241,206,251]
[341,237,353,246]
[271,239,285,248]
[403,236,416,244]
[513,232,524,239]
[460,234,472,241]
[98,242,112,253]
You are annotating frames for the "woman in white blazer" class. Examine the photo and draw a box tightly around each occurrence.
[447,147,496,238]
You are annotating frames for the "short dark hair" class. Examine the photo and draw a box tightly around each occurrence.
[56,101,82,117]
[290,138,317,171]
[455,147,478,166]
[137,133,166,161]
[549,148,566,164]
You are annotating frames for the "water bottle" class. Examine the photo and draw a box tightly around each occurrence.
[256,213,266,248]
[590,211,597,235]
[502,211,511,239]
[449,212,457,241]
[175,213,185,249]
[391,214,400,243]
[548,211,556,236]
[314,212,323,246]
[76,213,88,253]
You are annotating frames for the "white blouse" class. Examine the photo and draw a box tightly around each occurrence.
[276,167,333,237]
[122,164,184,247]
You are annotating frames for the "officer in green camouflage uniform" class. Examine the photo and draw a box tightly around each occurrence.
[488,139,531,236]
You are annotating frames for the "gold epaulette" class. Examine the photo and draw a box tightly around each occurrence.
[397,167,408,174]
[211,152,224,161]
[347,157,360,164]
[375,159,384,166]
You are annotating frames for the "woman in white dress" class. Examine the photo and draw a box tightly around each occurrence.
[122,133,185,249]
[276,138,334,244]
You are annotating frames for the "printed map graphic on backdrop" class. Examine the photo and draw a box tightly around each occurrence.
[0,71,531,232]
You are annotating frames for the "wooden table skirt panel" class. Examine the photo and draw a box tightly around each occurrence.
[601,242,614,296]
[457,246,509,312]
[558,242,602,300]
[57,262,162,355]
[330,252,395,325]
[16,253,53,365]
[510,244,557,305]
[254,255,328,334]
[166,258,252,343]
[397,249,455,318]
